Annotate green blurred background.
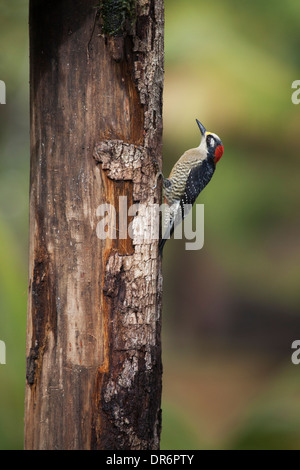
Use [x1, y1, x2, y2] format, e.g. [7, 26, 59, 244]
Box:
[1, 0, 300, 450]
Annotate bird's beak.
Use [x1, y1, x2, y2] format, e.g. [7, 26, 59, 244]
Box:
[196, 119, 206, 138]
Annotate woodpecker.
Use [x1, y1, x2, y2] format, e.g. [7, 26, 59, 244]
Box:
[159, 119, 223, 254]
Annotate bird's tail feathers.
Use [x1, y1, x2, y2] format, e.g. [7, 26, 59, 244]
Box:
[159, 222, 175, 256]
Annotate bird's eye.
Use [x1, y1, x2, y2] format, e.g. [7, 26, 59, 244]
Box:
[206, 135, 215, 147]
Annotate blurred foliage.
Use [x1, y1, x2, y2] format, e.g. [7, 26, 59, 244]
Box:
[0, 0, 29, 450]
[0, 0, 300, 450]
[160, 403, 202, 450]
[229, 364, 300, 450]
[162, 0, 300, 450]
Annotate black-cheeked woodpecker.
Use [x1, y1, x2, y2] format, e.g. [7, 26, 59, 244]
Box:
[158, 119, 224, 254]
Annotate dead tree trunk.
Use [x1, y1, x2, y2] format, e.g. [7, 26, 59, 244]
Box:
[25, 0, 164, 450]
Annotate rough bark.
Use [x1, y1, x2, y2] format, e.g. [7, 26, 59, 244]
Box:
[25, 0, 164, 450]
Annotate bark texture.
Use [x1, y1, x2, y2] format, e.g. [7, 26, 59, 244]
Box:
[25, 0, 164, 450]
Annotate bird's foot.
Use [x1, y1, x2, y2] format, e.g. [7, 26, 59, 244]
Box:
[152, 171, 163, 190]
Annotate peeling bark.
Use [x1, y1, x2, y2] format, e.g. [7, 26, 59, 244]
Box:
[25, 0, 164, 450]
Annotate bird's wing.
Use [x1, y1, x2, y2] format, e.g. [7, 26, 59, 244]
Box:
[160, 163, 205, 253]
[182, 162, 205, 206]
[159, 153, 216, 254]
[182, 159, 215, 207]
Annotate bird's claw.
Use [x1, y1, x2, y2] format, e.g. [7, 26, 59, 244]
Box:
[152, 171, 163, 190]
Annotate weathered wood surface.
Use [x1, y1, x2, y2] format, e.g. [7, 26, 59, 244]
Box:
[25, 0, 164, 450]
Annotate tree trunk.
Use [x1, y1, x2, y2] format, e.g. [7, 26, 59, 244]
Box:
[25, 0, 164, 450]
